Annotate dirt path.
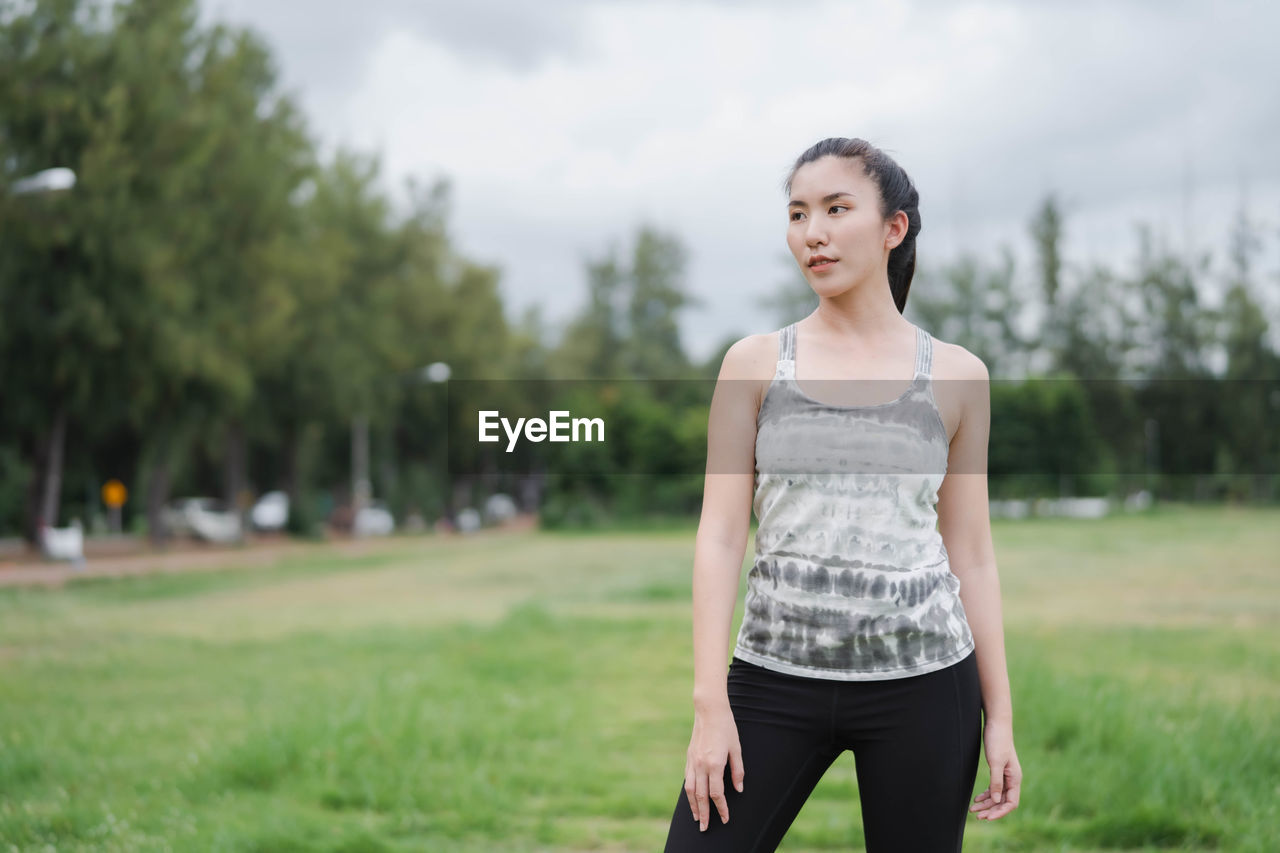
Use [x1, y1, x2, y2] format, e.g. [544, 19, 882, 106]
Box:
[0, 515, 539, 589]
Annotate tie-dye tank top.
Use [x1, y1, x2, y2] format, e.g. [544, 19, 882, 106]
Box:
[731, 322, 976, 681]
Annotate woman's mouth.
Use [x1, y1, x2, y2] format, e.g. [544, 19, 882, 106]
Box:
[810, 259, 837, 272]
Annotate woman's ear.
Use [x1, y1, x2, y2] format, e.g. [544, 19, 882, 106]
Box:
[885, 210, 909, 250]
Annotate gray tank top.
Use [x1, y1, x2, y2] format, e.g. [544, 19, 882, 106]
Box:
[732, 322, 976, 680]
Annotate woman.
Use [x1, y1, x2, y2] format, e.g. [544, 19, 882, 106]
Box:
[662, 138, 1021, 852]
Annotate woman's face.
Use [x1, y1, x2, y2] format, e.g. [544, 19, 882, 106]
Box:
[786, 155, 900, 296]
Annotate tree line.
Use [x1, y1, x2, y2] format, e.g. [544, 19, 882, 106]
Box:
[3, 0, 1277, 541]
[535, 190, 1280, 524]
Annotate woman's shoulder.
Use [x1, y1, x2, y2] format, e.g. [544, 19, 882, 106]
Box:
[921, 334, 990, 443]
[924, 332, 989, 383]
[716, 329, 784, 383]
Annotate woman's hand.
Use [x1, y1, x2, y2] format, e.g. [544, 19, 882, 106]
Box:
[970, 718, 1021, 821]
[684, 700, 745, 832]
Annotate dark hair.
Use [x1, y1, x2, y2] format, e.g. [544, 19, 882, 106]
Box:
[783, 138, 921, 313]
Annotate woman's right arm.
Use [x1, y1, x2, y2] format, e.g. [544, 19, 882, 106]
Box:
[683, 335, 767, 831]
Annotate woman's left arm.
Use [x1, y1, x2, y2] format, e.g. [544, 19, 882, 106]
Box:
[935, 348, 1022, 822]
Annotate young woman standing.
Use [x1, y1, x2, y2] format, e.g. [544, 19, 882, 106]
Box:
[663, 138, 1021, 852]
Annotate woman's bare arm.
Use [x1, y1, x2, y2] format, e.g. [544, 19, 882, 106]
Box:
[681, 335, 770, 830]
[935, 345, 1021, 820]
[935, 349, 1011, 723]
[691, 335, 768, 709]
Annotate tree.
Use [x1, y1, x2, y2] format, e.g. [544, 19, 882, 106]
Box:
[1053, 262, 1139, 381]
[910, 247, 1028, 377]
[1217, 203, 1279, 499]
[1029, 193, 1065, 308]
[0, 0, 306, 541]
[1131, 224, 1217, 379]
[624, 225, 697, 379]
[756, 254, 817, 329]
[551, 224, 697, 381]
[550, 250, 626, 379]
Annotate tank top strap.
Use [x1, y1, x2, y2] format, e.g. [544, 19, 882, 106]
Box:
[776, 323, 796, 378]
[914, 325, 934, 378]
[780, 323, 796, 361]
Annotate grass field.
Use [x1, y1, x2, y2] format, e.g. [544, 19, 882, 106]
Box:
[1, 503, 1277, 851]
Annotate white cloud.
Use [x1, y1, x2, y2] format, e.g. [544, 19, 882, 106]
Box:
[202, 0, 1280, 363]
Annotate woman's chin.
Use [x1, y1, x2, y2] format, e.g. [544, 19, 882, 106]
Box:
[811, 278, 856, 298]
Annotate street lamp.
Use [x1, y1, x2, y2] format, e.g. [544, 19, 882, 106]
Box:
[10, 167, 76, 196]
[6, 167, 77, 539]
[351, 362, 451, 515]
[421, 361, 451, 383]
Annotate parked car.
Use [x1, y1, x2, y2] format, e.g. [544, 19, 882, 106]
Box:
[483, 493, 517, 525]
[353, 502, 395, 537]
[251, 491, 289, 531]
[161, 498, 242, 543]
[455, 507, 482, 534]
[41, 519, 85, 567]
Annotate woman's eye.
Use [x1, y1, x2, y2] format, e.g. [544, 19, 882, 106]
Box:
[789, 206, 846, 221]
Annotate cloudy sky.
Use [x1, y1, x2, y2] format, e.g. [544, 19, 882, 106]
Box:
[200, 0, 1279, 363]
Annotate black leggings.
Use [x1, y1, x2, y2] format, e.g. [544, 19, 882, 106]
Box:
[663, 650, 982, 853]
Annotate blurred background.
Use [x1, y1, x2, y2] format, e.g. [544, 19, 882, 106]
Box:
[1, 1, 1278, 851]
[2, 0, 1278, 550]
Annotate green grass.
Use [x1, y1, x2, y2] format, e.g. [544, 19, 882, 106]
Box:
[1, 503, 1278, 851]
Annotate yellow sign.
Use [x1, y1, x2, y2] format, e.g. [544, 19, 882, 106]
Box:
[101, 479, 127, 508]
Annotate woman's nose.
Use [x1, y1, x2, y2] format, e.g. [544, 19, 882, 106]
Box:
[805, 219, 827, 246]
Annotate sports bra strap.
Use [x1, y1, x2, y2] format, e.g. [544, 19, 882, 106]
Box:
[779, 321, 931, 376]
[779, 323, 796, 362]
[914, 326, 933, 378]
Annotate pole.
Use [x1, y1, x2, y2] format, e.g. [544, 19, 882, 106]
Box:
[39, 406, 67, 527]
[352, 414, 371, 513]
